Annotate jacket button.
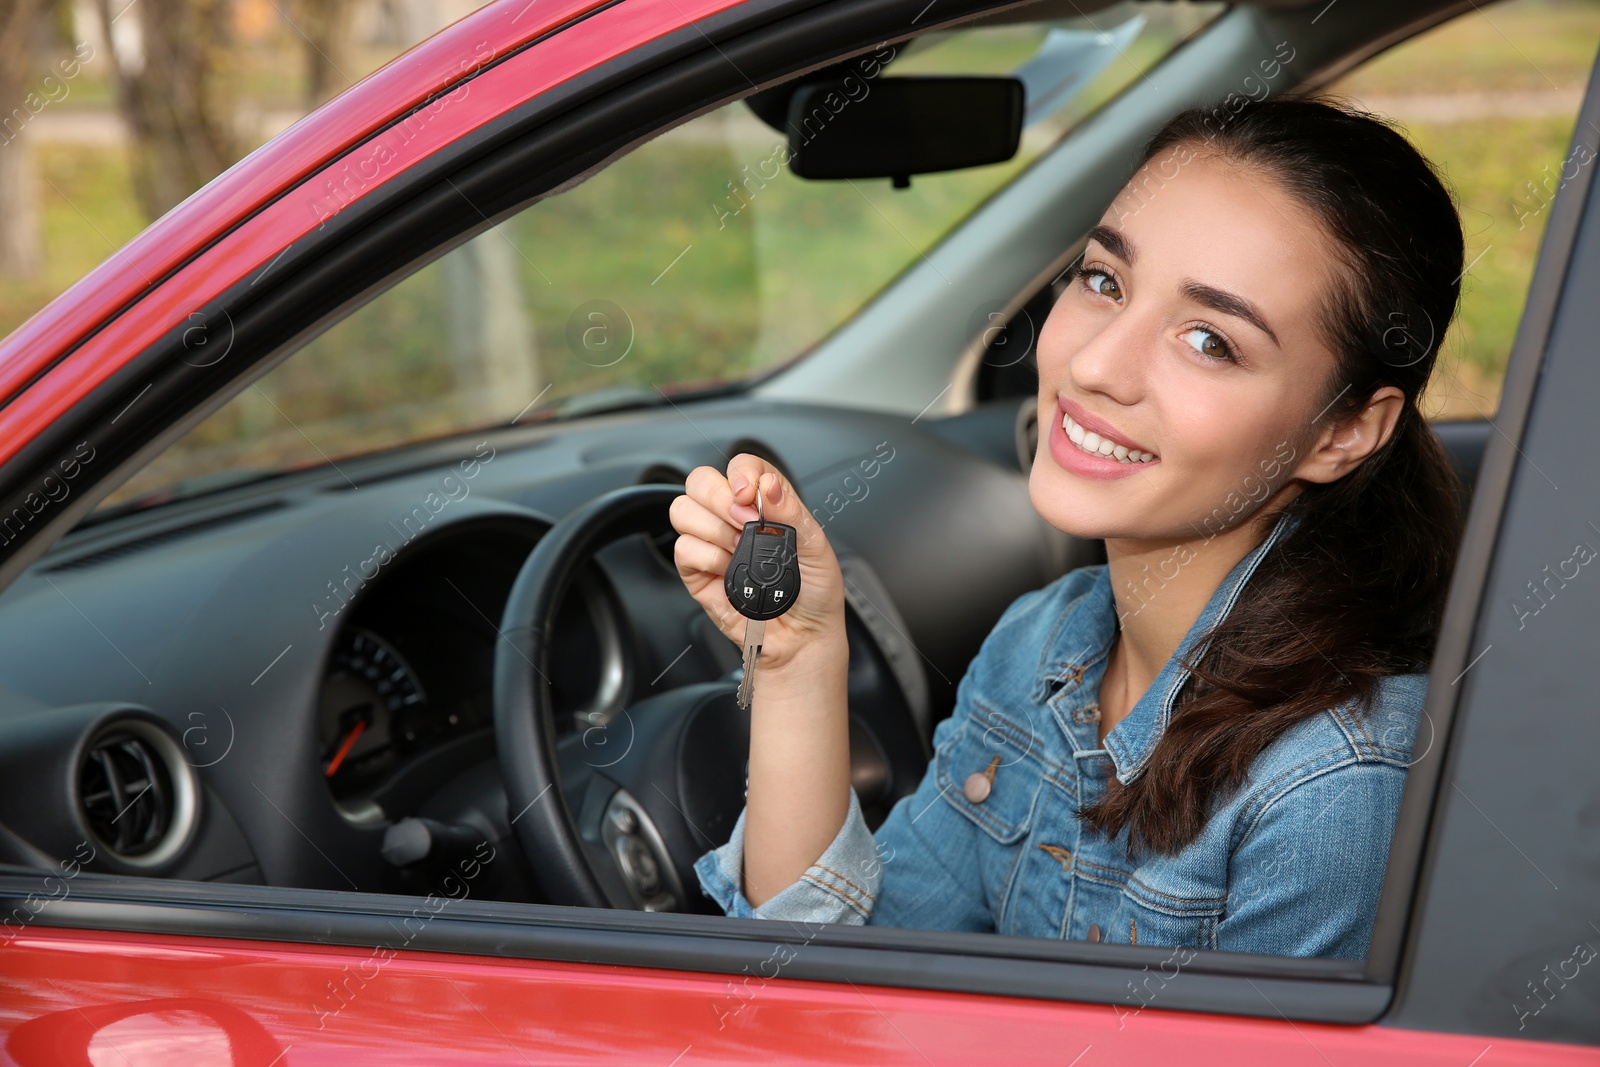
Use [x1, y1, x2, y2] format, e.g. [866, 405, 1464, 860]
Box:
[963, 755, 1001, 803]
[1086, 923, 1101, 942]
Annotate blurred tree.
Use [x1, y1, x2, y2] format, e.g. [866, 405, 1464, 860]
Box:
[94, 0, 240, 220]
[287, 0, 356, 106]
[444, 225, 540, 423]
[0, 0, 46, 277]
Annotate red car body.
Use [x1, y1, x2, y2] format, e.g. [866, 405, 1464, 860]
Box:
[5, 927, 1590, 1065]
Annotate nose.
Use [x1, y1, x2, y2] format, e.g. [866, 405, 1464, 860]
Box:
[1066, 300, 1149, 407]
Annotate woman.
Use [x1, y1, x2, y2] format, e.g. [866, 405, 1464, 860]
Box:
[667, 96, 1464, 958]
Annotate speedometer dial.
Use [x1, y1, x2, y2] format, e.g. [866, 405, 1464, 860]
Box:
[318, 629, 425, 797]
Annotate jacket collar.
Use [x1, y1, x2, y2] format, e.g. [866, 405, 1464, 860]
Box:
[1034, 509, 1298, 784]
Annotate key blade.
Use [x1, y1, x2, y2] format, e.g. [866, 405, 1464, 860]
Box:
[738, 618, 765, 710]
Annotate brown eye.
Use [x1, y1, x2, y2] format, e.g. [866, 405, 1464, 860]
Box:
[1180, 326, 1237, 363]
[1084, 269, 1122, 302]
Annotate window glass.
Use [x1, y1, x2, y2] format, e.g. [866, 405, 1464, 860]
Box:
[1326, 0, 1600, 420]
[99, 2, 1223, 511]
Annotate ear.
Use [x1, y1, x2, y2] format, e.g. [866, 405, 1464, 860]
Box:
[1292, 385, 1406, 485]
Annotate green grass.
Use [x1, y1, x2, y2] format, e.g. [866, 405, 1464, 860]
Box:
[1410, 116, 1578, 373]
[1332, 0, 1600, 95]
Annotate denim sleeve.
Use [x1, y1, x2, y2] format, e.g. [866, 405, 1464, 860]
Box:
[1217, 761, 1407, 959]
[692, 739, 996, 931]
[694, 787, 885, 923]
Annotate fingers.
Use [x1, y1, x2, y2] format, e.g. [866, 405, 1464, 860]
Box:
[722, 455, 824, 545]
[684, 463, 750, 534]
[669, 492, 739, 555]
[726, 455, 786, 524]
[675, 458, 845, 640]
[673, 531, 731, 580]
[684, 456, 792, 531]
[680, 455, 833, 571]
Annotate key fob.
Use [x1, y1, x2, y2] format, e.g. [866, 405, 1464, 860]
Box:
[725, 520, 801, 620]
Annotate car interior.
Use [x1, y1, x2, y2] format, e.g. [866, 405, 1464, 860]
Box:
[0, 0, 1576, 949]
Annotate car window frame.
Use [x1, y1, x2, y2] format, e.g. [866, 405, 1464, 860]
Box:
[0, 0, 1576, 1031]
[1367, 35, 1600, 1039]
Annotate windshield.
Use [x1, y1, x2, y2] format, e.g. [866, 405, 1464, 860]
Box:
[98, 2, 1223, 513]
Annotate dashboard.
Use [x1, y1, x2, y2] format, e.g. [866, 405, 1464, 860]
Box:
[309, 521, 626, 821]
[0, 396, 1078, 900]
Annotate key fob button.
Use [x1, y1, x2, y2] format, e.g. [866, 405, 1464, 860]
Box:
[730, 565, 758, 612]
[759, 584, 788, 615]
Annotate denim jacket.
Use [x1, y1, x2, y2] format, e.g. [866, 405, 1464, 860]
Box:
[694, 514, 1427, 958]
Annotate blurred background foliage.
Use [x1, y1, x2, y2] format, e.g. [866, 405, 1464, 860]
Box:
[1326, 0, 1600, 421]
[0, 0, 468, 336]
[0, 0, 1595, 505]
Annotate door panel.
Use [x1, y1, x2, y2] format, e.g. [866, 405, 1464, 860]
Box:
[5, 927, 1596, 1066]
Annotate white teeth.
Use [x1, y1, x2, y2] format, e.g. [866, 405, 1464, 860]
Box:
[1060, 412, 1155, 464]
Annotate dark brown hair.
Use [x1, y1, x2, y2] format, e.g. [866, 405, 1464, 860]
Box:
[1079, 96, 1466, 855]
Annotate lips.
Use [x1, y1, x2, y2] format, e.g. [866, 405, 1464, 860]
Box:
[1056, 397, 1157, 464]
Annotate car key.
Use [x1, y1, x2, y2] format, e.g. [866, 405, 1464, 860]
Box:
[724, 485, 801, 710]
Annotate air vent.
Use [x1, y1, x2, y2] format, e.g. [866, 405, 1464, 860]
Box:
[77, 719, 198, 868]
[45, 501, 287, 572]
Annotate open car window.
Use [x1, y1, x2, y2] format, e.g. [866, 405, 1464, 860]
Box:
[1324, 0, 1600, 421]
[96, 2, 1222, 514]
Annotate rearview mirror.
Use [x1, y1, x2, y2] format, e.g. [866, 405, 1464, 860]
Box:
[783, 77, 1024, 187]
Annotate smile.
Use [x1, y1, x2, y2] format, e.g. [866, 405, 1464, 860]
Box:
[1060, 411, 1157, 464]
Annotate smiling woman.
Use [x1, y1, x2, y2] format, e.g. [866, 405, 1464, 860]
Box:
[1033, 99, 1466, 861]
[677, 95, 1466, 957]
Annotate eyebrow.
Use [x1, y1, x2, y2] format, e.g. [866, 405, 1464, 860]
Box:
[1083, 223, 1283, 349]
[1179, 280, 1282, 349]
[1085, 224, 1135, 267]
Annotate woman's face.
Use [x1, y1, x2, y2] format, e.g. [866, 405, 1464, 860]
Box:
[1030, 147, 1348, 543]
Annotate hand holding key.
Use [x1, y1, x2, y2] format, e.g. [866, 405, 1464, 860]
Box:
[671, 454, 853, 907]
[726, 487, 803, 709]
[670, 455, 846, 687]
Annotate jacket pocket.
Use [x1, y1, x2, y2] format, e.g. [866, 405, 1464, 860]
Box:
[1108, 874, 1226, 950]
[934, 697, 1044, 843]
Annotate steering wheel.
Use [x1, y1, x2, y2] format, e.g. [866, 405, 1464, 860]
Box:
[493, 484, 721, 909]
